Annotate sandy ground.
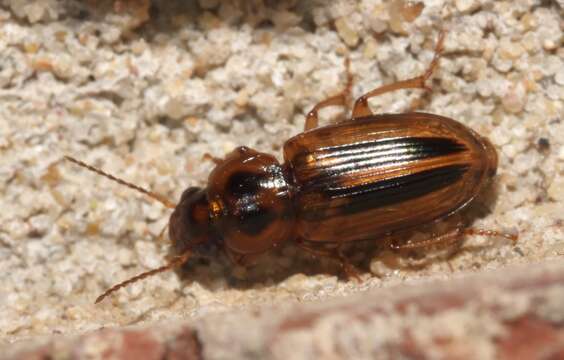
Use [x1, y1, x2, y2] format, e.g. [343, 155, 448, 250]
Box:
[0, 0, 562, 346]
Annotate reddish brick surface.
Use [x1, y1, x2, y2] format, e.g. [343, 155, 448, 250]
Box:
[5, 261, 564, 360]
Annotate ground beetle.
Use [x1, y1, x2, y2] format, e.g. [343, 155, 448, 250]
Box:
[65, 31, 517, 303]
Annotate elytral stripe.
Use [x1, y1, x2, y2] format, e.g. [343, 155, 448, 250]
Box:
[297, 137, 467, 183]
[329, 162, 469, 197]
[315, 137, 465, 159]
[301, 164, 471, 218]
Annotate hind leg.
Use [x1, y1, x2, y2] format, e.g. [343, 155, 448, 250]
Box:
[389, 226, 517, 253]
[352, 30, 446, 118]
[304, 58, 353, 131]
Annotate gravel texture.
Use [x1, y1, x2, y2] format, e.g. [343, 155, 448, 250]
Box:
[0, 0, 563, 352]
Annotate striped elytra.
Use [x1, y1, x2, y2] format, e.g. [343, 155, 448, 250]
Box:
[65, 30, 516, 304]
[283, 113, 498, 243]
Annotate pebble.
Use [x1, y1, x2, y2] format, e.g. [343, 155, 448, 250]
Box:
[502, 82, 527, 114]
[335, 17, 359, 47]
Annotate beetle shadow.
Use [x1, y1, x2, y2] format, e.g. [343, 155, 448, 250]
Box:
[125, 291, 184, 326]
[170, 243, 373, 293]
[145, 1, 319, 34]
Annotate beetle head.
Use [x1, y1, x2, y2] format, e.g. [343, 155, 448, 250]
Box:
[169, 187, 213, 253]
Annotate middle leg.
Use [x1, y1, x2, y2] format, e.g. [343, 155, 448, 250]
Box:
[296, 239, 362, 280]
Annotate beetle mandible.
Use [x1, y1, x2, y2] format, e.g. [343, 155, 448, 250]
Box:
[65, 31, 517, 303]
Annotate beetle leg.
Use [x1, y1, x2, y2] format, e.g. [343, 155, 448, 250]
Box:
[352, 30, 446, 119]
[155, 223, 169, 243]
[463, 228, 518, 244]
[225, 248, 261, 267]
[390, 227, 464, 253]
[296, 239, 362, 281]
[336, 246, 363, 281]
[304, 58, 353, 131]
[202, 152, 223, 165]
[390, 225, 518, 252]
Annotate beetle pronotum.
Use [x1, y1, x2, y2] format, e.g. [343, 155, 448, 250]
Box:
[66, 31, 517, 303]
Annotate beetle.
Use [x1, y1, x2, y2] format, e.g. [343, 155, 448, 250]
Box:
[65, 31, 516, 303]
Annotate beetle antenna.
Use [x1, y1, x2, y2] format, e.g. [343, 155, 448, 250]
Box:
[95, 251, 192, 304]
[64, 155, 176, 209]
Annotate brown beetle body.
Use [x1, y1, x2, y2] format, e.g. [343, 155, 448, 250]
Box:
[173, 113, 497, 260]
[65, 31, 516, 303]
